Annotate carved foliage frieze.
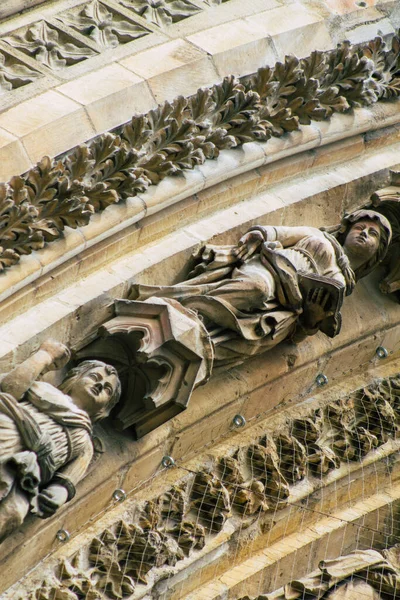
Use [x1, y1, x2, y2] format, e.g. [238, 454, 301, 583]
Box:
[56, 1, 150, 50]
[2, 32, 400, 274]
[0, 0, 230, 86]
[0, 50, 41, 94]
[117, 0, 201, 27]
[27, 374, 400, 599]
[3, 21, 97, 70]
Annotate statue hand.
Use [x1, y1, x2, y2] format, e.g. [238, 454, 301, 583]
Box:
[35, 484, 69, 518]
[39, 340, 71, 371]
[302, 288, 334, 329]
[235, 230, 265, 262]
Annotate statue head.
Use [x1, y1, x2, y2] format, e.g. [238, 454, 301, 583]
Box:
[59, 360, 121, 422]
[330, 209, 392, 279]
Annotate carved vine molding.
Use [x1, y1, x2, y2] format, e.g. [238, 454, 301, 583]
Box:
[26, 374, 400, 599]
[0, 33, 400, 274]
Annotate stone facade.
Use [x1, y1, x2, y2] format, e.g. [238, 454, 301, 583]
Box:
[2, 0, 400, 599]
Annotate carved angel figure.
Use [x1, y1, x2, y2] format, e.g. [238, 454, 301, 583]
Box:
[132, 210, 392, 367]
[0, 340, 121, 542]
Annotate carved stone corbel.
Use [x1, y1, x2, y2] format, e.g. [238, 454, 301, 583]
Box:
[76, 298, 213, 438]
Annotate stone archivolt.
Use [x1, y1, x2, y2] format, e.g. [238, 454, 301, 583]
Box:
[26, 374, 400, 599]
[239, 546, 400, 599]
[1, 32, 400, 273]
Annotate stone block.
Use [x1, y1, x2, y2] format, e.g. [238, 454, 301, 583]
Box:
[0, 128, 32, 182]
[81, 197, 145, 244]
[0, 90, 96, 164]
[196, 168, 262, 218]
[262, 125, 321, 165]
[317, 108, 379, 146]
[257, 151, 315, 189]
[313, 135, 365, 168]
[138, 168, 205, 217]
[245, 5, 333, 60]
[120, 39, 220, 102]
[187, 18, 277, 78]
[343, 17, 395, 44]
[0, 298, 73, 364]
[37, 228, 86, 273]
[138, 194, 199, 245]
[122, 446, 167, 492]
[0, 254, 42, 303]
[57, 64, 157, 133]
[196, 143, 266, 190]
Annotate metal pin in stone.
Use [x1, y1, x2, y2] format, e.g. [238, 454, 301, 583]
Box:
[232, 414, 246, 428]
[112, 489, 126, 503]
[376, 346, 388, 359]
[316, 373, 328, 387]
[162, 455, 175, 468]
[56, 529, 70, 543]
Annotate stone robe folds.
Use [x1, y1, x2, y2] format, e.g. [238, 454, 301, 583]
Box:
[259, 549, 400, 599]
[132, 226, 351, 366]
[0, 381, 93, 540]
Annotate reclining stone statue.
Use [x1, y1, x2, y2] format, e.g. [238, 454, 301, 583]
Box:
[131, 209, 392, 368]
[0, 340, 121, 542]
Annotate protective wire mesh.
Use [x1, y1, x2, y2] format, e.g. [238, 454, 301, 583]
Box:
[18, 342, 400, 600]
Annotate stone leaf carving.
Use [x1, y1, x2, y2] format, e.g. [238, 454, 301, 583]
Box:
[118, 0, 201, 27]
[26, 372, 400, 598]
[190, 471, 231, 532]
[1, 32, 400, 273]
[291, 412, 341, 476]
[274, 433, 307, 484]
[3, 21, 97, 70]
[167, 520, 206, 555]
[0, 50, 41, 94]
[363, 35, 400, 99]
[57, 0, 149, 50]
[247, 436, 290, 506]
[0, 340, 121, 543]
[0, 158, 94, 271]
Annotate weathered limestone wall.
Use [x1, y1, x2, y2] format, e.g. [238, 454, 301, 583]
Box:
[2, 1, 400, 598]
[5, 356, 400, 599]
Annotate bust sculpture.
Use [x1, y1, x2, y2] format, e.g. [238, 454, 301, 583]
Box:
[131, 210, 392, 367]
[0, 340, 121, 542]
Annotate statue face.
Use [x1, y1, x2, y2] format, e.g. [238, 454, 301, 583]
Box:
[343, 219, 381, 261]
[69, 364, 119, 417]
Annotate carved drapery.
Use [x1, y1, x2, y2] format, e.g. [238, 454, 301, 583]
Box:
[1, 32, 400, 272]
[26, 374, 400, 599]
[238, 546, 400, 599]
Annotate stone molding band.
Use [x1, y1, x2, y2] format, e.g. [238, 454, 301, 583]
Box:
[1, 32, 400, 275]
[26, 372, 400, 600]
